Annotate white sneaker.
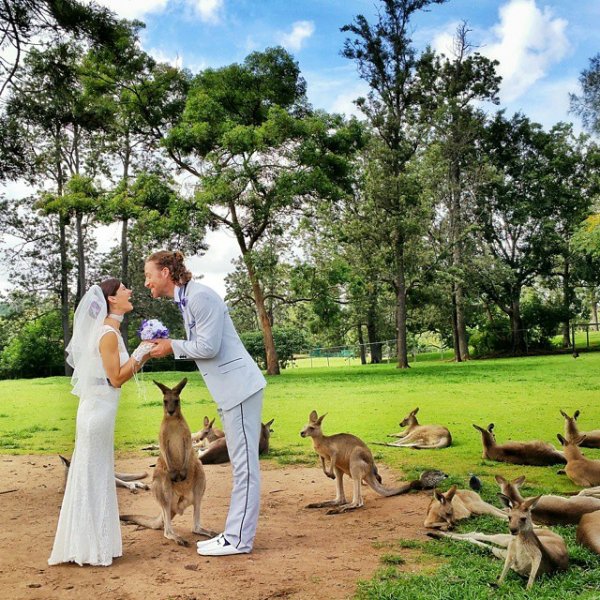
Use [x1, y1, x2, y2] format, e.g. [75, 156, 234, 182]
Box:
[196, 534, 223, 549]
[197, 535, 247, 557]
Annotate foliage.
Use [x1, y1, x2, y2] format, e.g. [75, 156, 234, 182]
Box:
[240, 327, 308, 370]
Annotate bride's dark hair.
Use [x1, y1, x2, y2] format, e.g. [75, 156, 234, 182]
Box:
[99, 278, 121, 312]
[146, 250, 192, 285]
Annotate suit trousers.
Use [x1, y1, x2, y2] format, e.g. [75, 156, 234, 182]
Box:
[217, 388, 263, 551]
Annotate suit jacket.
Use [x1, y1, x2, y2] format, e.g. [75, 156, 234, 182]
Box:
[171, 281, 266, 411]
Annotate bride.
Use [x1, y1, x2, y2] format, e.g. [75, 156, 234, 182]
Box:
[49, 279, 153, 566]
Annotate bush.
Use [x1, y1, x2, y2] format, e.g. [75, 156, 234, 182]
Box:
[0, 311, 65, 378]
[240, 327, 308, 370]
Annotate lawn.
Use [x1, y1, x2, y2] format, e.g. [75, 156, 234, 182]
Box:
[1, 351, 600, 598]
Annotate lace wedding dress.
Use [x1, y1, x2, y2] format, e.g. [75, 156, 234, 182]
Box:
[48, 325, 129, 566]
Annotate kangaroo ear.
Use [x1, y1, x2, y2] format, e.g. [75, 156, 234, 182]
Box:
[513, 475, 526, 487]
[433, 488, 444, 503]
[209, 418, 215, 428]
[575, 434, 587, 446]
[488, 423, 495, 432]
[557, 433, 567, 446]
[494, 475, 506, 485]
[309, 410, 318, 423]
[446, 485, 457, 501]
[560, 410, 569, 419]
[203, 416, 210, 427]
[59, 455, 71, 468]
[412, 407, 419, 415]
[265, 418, 275, 428]
[574, 410, 580, 419]
[317, 413, 327, 425]
[473, 424, 483, 432]
[498, 493, 513, 509]
[523, 495, 541, 511]
[173, 378, 188, 394]
[153, 380, 170, 394]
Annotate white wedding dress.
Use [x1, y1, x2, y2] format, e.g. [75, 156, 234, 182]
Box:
[49, 325, 129, 566]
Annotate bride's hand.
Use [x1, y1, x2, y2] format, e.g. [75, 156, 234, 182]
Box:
[132, 341, 154, 364]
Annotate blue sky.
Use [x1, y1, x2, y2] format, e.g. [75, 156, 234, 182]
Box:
[88, 0, 600, 130]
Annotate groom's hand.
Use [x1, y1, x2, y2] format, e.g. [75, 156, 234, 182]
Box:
[149, 339, 173, 358]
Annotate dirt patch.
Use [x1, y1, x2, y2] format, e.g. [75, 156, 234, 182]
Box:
[0, 455, 433, 600]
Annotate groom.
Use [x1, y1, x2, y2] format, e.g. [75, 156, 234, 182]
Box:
[144, 250, 267, 556]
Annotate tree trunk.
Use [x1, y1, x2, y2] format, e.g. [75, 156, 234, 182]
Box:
[395, 241, 409, 369]
[243, 253, 280, 375]
[591, 289, 599, 330]
[509, 295, 526, 355]
[366, 298, 382, 363]
[450, 287, 461, 362]
[75, 212, 85, 307]
[455, 282, 469, 360]
[120, 217, 129, 349]
[357, 325, 367, 365]
[561, 257, 571, 347]
[59, 214, 72, 376]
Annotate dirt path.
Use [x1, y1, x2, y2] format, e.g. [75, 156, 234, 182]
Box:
[0, 455, 433, 600]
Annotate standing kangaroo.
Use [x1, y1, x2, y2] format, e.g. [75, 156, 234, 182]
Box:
[557, 434, 600, 487]
[300, 411, 415, 514]
[429, 495, 569, 590]
[192, 416, 225, 449]
[561, 410, 600, 448]
[120, 379, 214, 546]
[423, 484, 508, 530]
[473, 423, 566, 466]
[385, 407, 452, 449]
[199, 419, 275, 465]
[495, 474, 600, 525]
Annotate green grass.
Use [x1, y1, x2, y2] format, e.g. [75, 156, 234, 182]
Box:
[1, 352, 600, 597]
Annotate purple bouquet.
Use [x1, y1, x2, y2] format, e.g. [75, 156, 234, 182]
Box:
[137, 319, 170, 340]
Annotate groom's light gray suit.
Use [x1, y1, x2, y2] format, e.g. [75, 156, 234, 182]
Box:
[171, 281, 266, 551]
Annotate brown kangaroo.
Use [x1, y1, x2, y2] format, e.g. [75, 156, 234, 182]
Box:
[423, 484, 508, 530]
[199, 419, 275, 465]
[473, 423, 566, 466]
[120, 379, 214, 546]
[385, 407, 452, 449]
[561, 410, 600, 448]
[300, 411, 416, 514]
[576, 510, 600, 555]
[557, 433, 600, 487]
[192, 416, 225, 449]
[495, 474, 600, 525]
[429, 496, 569, 590]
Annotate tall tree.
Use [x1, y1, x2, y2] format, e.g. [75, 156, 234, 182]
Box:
[341, 0, 447, 368]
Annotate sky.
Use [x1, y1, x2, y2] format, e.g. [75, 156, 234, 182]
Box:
[2, 0, 600, 296]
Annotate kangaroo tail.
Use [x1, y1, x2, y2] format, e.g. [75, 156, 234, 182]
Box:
[366, 472, 420, 497]
[120, 513, 163, 529]
[373, 465, 383, 484]
[115, 471, 148, 481]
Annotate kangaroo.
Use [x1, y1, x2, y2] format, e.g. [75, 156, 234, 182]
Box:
[561, 410, 600, 448]
[495, 474, 600, 525]
[199, 419, 275, 465]
[120, 379, 214, 546]
[429, 495, 568, 590]
[576, 509, 600, 555]
[473, 423, 566, 466]
[557, 433, 600, 487]
[300, 411, 416, 514]
[59, 455, 149, 493]
[384, 408, 452, 449]
[192, 416, 225, 449]
[423, 484, 508, 530]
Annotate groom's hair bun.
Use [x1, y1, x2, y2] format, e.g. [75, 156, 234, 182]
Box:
[147, 250, 192, 285]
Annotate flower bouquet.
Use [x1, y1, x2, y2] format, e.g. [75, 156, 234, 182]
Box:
[132, 319, 170, 399]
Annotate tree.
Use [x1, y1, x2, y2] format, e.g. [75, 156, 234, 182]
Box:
[163, 47, 362, 375]
[341, 0, 447, 368]
[570, 53, 600, 137]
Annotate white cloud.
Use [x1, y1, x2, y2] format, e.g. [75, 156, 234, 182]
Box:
[190, 0, 224, 25]
[81, 0, 169, 20]
[278, 21, 315, 52]
[482, 0, 570, 102]
[146, 47, 183, 68]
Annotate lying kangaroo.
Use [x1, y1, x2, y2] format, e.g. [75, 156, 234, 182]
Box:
[577, 509, 600, 555]
[429, 495, 569, 590]
[120, 379, 214, 546]
[561, 410, 600, 448]
[384, 407, 452, 449]
[192, 416, 225, 449]
[300, 411, 416, 514]
[59, 455, 149, 493]
[423, 484, 508, 530]
[473, 423, 566, 466]
[199, 419, 275, 465]
[557, 433, 600, 487]
[495, 474, 600, 525]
